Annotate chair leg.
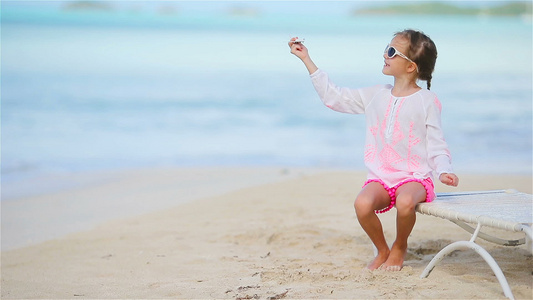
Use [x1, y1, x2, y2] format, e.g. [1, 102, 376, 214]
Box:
[420, 240, 515, 300]
[523, 225, 532, 254]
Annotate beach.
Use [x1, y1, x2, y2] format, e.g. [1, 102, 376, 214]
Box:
[1, 167, 532, 299]
[2, 2, 532, 299]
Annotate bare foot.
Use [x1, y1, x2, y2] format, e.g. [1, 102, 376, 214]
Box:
[381, 242, 406, 271]
[366, 249, 390, 270]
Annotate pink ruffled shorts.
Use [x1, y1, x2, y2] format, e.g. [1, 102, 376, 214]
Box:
[362, 177, 435, 214]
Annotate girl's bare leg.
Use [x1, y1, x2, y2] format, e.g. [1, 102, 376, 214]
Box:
[354, 182, 392, 270]
[382, 182, 427, 271]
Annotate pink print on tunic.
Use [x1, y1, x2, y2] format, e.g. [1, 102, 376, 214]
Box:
[434, 97, 442, 112]
[407, 121, 421, 171]
[364, 144, 377, 163]
[377, 97, 407, 173]
[365, 121, 380, 163]
[379, 144, 403, 173]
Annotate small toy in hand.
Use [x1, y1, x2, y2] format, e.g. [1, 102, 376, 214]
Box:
[292, 38, 305, 44]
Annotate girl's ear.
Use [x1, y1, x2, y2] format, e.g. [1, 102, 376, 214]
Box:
[407, 62, 417, 74]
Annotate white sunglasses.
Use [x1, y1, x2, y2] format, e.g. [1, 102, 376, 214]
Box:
[384, 44, 419, 73]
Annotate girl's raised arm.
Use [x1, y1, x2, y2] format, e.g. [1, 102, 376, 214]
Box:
[288, 37, 318, 75]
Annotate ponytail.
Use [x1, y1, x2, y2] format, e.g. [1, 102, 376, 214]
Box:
[395, 29, 437, 90]
[426, 74, 432, 90]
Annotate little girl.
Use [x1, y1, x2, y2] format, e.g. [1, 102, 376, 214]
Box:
[289, 29, 459, 271]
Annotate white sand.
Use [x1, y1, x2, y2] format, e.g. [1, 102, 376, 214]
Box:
[1, 168, 532, 299]
[1, 167, 311, 250]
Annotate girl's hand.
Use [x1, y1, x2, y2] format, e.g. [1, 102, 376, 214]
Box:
[288, 37, 318, 74]
[288, 37, 309, 60]
[440, 173, 459, 187]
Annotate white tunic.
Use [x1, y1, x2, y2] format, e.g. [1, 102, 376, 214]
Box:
[310, 69, 453, 187]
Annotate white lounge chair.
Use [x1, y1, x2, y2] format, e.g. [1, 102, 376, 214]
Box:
[416, 189, 532, 300]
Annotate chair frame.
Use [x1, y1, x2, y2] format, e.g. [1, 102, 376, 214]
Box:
[415, 190, 532, 300]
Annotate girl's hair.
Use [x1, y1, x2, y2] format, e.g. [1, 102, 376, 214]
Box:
[394, 29, 437, 90]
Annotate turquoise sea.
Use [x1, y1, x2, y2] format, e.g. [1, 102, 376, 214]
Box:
[2, 3, 532, 199]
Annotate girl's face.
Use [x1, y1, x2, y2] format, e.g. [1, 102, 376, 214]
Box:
[382, 36, 416, 77]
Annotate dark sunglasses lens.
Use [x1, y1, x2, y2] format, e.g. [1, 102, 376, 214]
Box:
[387, 47, 396, 58]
